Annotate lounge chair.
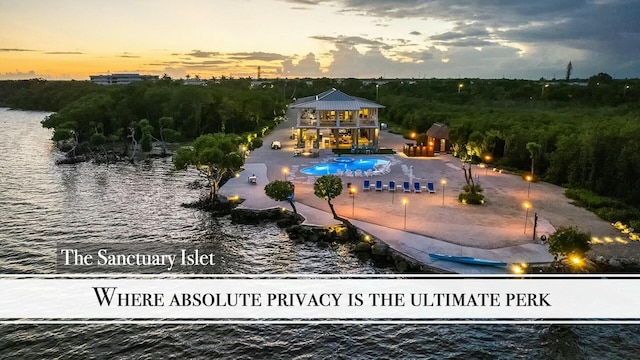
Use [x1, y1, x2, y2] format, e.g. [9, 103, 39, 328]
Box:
[375, 180, 383, 191]
[363, 180, 371, 191]
[389, 181, 396, 192]
[414, 182, 422, 193]
[427, 182, 435, 193]
[403, 181, 411, 193]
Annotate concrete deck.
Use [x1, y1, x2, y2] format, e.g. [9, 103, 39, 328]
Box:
[219, 109, 629, 274]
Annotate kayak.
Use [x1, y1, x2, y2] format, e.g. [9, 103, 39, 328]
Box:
[428, 253, 507, 267]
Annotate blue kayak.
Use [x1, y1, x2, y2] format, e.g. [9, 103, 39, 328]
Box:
[429, 253, 507, 267]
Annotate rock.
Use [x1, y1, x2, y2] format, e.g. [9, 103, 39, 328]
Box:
[609, 258, 622, 268]
[395, 260, 409, 272]
[354, 242, 371, 253]
[371, 242, 389, 256]
[276, 218, 294, 228]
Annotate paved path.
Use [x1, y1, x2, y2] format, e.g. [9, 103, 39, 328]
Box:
[219, 109, 558, 274]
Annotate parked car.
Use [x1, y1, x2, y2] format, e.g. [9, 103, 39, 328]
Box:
[271, 141, 281, 149]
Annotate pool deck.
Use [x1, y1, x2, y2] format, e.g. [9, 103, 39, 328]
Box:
[219, 110, 628, 274]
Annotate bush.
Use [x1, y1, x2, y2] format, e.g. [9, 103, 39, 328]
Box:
[594, 207, 640, 223]
[459, 192, 485, 204]
[250, 137, 263, 150]
[564, 188, 621, 208]
[140, 133, 152, 152]
[547, 226, 591, 259]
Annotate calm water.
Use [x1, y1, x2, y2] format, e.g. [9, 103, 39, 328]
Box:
[1, 108, 639, 359]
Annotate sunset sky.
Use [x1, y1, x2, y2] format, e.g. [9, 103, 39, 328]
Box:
[1, 0, 638, 80]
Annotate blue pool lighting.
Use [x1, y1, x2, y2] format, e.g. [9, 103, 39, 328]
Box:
[301, 158, 389, 176]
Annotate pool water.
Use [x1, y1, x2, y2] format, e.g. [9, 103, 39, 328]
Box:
[300, 157, 389, 176]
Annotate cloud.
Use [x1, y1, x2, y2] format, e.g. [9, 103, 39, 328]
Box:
[287, 0, 640, 78]
[279, 52, 323, 76]
[44, 51, 83, 55]
[0, 48, 36, 52]
[187, 50, 221, 58]
[0, 70, 52, 80]
[310, 35, 390, 49]
[228, 52, 289, 62]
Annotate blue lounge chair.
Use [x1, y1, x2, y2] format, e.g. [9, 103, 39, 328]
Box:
[427, 182, 435, 193]
[375, 180, 383, 191]
[403, 181, 411, 193]
[414, 182, 422, 193]
[389, 180, 396, 192]
[363, 180, 371, 191]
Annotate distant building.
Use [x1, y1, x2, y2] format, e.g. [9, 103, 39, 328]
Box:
[290, 88, 384, 150]
[89, 73, 159, 85]
[183, 78, 207, 86]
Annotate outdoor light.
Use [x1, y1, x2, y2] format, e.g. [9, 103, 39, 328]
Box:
[283, 167, 289, 181]
[526, 175, 532, 198]
[441, 179, 447, 205]
[350, 186, 356, 217]
[411, 132, 416, 139]
[523, 202, 531, 234]
[511, 265, 523, 274]
[484, 155, 492, 176]
[570, 256, 583, 266]
[402, 198, 408, 229]
[458, 83, 463, 93]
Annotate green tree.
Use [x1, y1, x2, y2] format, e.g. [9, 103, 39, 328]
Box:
[174, 133, 244, 202]
[264, 180, 297, 215]
[138, 119, 154, 152]
[313, 175, 357, 238]
[547, 226, 591, 259]
[565, 61, 573, 81]
[526, 141, 542, 178]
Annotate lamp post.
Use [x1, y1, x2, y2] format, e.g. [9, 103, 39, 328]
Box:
[624, 84, 630, 98]
[376, 84, 379, 101]
[458, 83, 463, 94]
[441, 179, 447, 206]
[350, 186, 356, 217]
[525, 175, 532, 198]
[282, 167, 289, 181]
[523, 202, 531, 234]
[484, 155, 492, 176]
[541, 83, 549, 97]
[402, 198, 408, 229]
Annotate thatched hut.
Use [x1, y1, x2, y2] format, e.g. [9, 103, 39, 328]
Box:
[402, 122, 451, 157]
[426, 122, 450, 156]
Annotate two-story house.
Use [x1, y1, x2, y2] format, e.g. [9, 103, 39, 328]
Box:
[290, 88, 384, 150]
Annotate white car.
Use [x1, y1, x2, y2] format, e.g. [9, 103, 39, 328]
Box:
[271, 141, 281, 149]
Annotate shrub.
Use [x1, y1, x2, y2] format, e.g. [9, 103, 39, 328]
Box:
[594, 207, 640, 223]
[459, 192, 485, 204]
[140, 132, 153, 152]
[547, 226, 591, 259]
[250, 137, 263, 150]
[564, 188, 621, 208]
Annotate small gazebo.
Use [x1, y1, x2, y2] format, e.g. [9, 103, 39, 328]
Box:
[426, 122, 450, 156]
[402, 122, 451, 157]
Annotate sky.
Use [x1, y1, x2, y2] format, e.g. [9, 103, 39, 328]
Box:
[0, 0, 638, 80]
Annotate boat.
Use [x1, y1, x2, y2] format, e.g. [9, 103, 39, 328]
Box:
[428, 253, 507, 267]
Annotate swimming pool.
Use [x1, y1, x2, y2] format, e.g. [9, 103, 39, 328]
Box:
[300, 157, 390, 176]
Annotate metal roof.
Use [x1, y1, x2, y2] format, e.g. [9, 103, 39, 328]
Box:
[291, 88, 384, 111]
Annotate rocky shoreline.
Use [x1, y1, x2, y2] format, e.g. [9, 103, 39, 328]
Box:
[231, 207, 451, 273]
